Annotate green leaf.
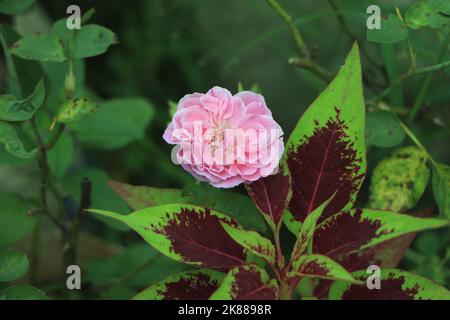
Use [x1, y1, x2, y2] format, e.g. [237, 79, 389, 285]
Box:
[55, 98, 99, 124]
[329, 269, 450, 300]
[291, 196, 332, 258]
[221, 223, 276, 265]
[290, 254, 361, 284]
[48, 134, 74, 178]
[10, 33, 66, 62]
[0, 78, 45, 122]
[0, 121, 37, 159]
[0, 249, 28, 282]
[89, 204, 248, 269]
[367, 14, 409, 43]
[0, 193, 36, 249]
[432, 163, 450, 218]
[368, 146, 429, 212]
[210, 264, 278, 300]
[133, 269, 224, 300]
[0, 0, 33, 15]
[70, 24, 118, 59]
[0, 25, 45, 98]
[109, 180, 193, 210]
[69, 98, 154, 150]
[0, 285, 48, 300]
[284, 43, 366, 231]
[366, 110, 405, 148]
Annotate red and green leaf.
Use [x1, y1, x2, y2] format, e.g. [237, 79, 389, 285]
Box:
[245, 164, 291, 229]
[109, 180, 193, 210]
[313, 209, 448, 259]
[133, 269, 224, 300]
[329, 269, 450, 300]
[284, 44, 366, 231]
[210, 264, 278, 300]
[221, 223, 276, 265]
[290, 254, 360, 284]
[89, 204, 247, 269]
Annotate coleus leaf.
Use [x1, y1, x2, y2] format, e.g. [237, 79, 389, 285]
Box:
[89, 204, 247, 269]
[284, 43, 366, 231]
[210, 264, 278, 300]
[312, 208, 435, 299]
[109, 180, 193, 210]
[245, 164, 291, 229]
[368, 146, 429, 212]
[328, 269, 450, 300]
[313, 209, 448, 259]
[221, 223, 276, 266]
[133, 269, 224, 300]
[291, 195, 334, 258]
[290, 254, 361, 284]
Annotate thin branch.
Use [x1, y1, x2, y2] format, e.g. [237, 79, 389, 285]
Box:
[368, 59, 450, 105]
[288, 57, 333, 83]
[266, 0, 310, 58]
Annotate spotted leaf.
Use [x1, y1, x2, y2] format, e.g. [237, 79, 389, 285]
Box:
[89, 205, 247, 269]
[369, 146, 429, 212]
[210, 264, 278, 300]
[284, 43, 366, 231]
[329, 269, 450, 300]
[313, 209, 448, 259]
[133, 269, 224, 300]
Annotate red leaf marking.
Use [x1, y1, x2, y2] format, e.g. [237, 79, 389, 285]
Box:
[231, 267, 277, 300]
[245, 168, 290, 225]
[287, 108, 364, 223]
[159, 273, 220, 300]
[155, 208, 246, 269]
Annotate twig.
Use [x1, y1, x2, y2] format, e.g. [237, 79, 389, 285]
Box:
[63, 178, 92, 267]
[288, 57, 333, 83]
[266, 0, 336, 83]
[368, 59, 450, 105]
[266, 0, 309, 58]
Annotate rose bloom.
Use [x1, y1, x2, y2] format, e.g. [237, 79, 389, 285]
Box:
[163, 86, 284, 188]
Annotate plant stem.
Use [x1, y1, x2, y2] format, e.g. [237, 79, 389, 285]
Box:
[398, 120, 437, 167]
[266, 0, 336, 82]
[266, 0, 309, 58]
[368, 59, 450, 105]
[409, 30, 450, 122]
[273, 222, 285, 270]
[288, 57, 333, 83]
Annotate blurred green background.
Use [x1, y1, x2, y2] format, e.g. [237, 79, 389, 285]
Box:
[0, 0, 449, 299]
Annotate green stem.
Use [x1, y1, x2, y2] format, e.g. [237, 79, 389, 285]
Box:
[266, 0, 309, 58]
[399, 120, 437, 167]
[369, 59, 450, 105]
[409, 30, 450, 122]
[273, 222, 285, 270]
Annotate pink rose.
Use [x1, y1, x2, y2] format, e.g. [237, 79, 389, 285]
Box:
[163, 86, 284, 188]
